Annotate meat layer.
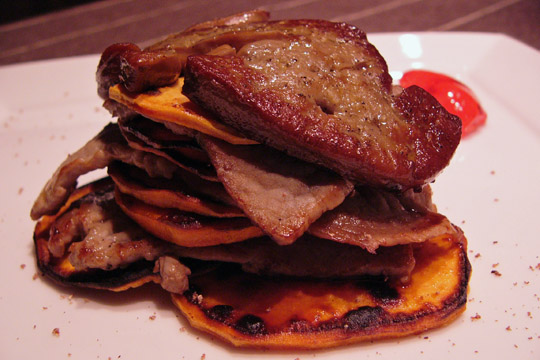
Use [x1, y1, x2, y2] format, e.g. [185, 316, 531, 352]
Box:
[199, 135, 353, 245]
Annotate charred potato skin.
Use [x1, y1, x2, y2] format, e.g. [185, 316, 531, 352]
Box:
[171, 232, 471, 349]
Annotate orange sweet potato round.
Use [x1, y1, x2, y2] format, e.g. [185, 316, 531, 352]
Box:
[171, 232, 470, 349]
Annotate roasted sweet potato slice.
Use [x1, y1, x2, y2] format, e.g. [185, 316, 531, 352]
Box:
[109, 78, 256, 145]
[33, 178, 160, 291]
[171, 231, 470, 349]
[115, 189, 263, 247]
[109, 162, 243, 218]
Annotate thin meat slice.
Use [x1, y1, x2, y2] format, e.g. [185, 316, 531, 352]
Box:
[175, 235, 415, 280]
[308, 186, 457, 253]
[31, 123, 178, 220]
[199, 135, 353, 245]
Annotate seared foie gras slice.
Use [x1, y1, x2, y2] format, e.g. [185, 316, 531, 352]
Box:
[97, 10, 270, 98]
[115, 189, 264, 247]
[182, 20, 461, 189]
[171, 231, 470, 349]
[109, 162, 243, 218]
[199, 135, 353, 245]
[308, 185, 457, 253]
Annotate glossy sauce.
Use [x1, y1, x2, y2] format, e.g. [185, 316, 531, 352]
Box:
[399, 70, 486, 137]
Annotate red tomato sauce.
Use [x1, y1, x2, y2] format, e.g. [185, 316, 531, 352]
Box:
[399, 70, 486, 137]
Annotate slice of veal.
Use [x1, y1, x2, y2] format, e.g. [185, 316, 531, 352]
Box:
[109, 78, 257, 145]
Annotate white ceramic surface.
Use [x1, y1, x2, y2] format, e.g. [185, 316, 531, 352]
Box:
[1, 33, 539, 359]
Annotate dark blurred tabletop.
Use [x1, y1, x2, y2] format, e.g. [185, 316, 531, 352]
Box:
[1, 0, 539, 66]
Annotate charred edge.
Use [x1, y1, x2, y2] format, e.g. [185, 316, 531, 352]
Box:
[40, 259, 155, 289]
[376, 247, 472, 326]
[361, 278, 401, 305]
[406, 243, 471, 323]
[234, 314, 268, 335]
[316, 305, 388, 333]
[440, 246, 472, 315]
[344, 306, 387, 331]
[207, 305, 234, 323]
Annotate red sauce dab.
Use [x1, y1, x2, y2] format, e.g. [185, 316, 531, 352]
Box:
[399, 70, 486, 137]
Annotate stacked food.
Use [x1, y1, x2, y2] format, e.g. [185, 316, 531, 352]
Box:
[31, 10, 470, 349]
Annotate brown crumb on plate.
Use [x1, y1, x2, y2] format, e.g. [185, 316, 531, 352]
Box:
[491, 270, 502, 277]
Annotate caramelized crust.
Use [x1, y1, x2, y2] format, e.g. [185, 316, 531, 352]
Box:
[184, 53, 460, 189]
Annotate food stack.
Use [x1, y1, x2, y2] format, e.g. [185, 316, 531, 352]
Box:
[31, 11, 470, 349]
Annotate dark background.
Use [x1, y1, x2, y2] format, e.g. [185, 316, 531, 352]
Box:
[1, 0, 538, 66]
[1, 0, 97, 24]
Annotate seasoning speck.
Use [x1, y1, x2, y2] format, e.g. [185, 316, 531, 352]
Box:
[52, 328, 60, 337]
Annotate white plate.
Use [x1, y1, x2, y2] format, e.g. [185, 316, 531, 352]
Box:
[1, 33, 539, 360]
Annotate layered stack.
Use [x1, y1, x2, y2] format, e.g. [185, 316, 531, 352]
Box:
[31, 11, 470, 349]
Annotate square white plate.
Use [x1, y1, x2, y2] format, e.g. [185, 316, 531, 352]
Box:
[1, 33, 539, 359]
